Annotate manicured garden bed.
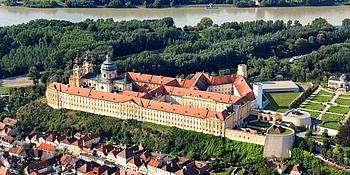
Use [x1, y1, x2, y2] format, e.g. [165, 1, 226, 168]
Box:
[336, 98, 350, 106]
[340, 94, 350, 98]
[317, 90, 334, 96]
[327, 106, 350, 115]
[321, 121, 341, 130]
[321, 113, 345, 122]
[311, 95, 333, 102]
[306, 110, 321, 119]
[303, 102, 325, 111]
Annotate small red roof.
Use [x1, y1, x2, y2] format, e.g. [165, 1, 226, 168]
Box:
[37, 143, 56, 152]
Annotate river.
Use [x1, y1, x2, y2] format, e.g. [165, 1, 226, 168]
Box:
[0, 5, 350, 27]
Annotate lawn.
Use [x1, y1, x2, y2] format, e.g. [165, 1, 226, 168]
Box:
[327, 106, 350, 115]
[340, 93, 350, 98]
[264, 92, 301, 112]
[268, 128, 293, 135]
[311, 95, 333, 102]
[321, 121, 341, 130]
[0, 87, 11, 95]
[243, 115, 258, 122]
[318, 90, 334, 96]
[303, 102, 325, 111]
[248, 121, 271, 128]
[306, 110, 321, 118]
[321, 113, 345, 122]
[336, 98, 350, 106]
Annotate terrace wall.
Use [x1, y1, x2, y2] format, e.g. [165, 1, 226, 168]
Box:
[225, 129, 265, 145]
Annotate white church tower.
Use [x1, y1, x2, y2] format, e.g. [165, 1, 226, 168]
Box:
[253, 82, 263, 109]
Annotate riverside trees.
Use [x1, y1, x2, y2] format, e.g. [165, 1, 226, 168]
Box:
[1, 17, 350, 84]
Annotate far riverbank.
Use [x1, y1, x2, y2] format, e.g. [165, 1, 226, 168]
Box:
[1, 5, 350, 27]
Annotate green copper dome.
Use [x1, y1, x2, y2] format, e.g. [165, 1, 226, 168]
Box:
[100, 55, 117, 71]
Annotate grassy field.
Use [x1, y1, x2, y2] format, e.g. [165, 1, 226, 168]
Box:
[264, 92, 301, 112]
[321, 113, 345, 122]
[336, 98, 350, 106]
[318, 90, 334, 96]
[303, 102, 325, 111]
[321, 121, 341, 130]
[0, 87, 11, 95]
[311, 95, 333, 102]
[327, 106, 350, 115]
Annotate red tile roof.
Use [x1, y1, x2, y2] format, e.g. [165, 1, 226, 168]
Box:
[0, 166, 11, 175]
[164, 86, 242, 104]
[0, 122, 6, 130]
[49, 83, 228, 120]
[9, 146, 26, 156]
[2, 135, 14, 143]
[37, 143, 56, 152]
[127, 72, 180, 87]
[2, 117, 17, 125]
[148, 158, 163, 168]
[60, 154, 73, 167]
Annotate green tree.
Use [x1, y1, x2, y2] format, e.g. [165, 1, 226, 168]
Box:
[28, 66, 40, 85]
[198, 17, 213, 30]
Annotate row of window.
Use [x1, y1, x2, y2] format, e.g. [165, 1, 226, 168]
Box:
[48, 90, 224, 134]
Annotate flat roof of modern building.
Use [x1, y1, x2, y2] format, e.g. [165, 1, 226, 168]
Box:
[260, 81, 299, 92]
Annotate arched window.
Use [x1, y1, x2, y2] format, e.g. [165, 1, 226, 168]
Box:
[104, 74, 106, 78]
[101, 86, 104, 90]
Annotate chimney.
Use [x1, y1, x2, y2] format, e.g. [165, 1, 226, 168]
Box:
[82, 139, 85, 147]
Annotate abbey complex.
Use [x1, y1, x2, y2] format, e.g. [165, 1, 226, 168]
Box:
[46, 54, 295, 159]
[46, 54, 254, 137]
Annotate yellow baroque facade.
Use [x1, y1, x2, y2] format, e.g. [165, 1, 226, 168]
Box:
[46, 54, 255, 137]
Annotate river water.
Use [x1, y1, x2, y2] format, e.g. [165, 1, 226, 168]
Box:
[0, 5, 350, 27]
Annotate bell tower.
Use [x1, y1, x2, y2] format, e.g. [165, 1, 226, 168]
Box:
[82, 53, 93, 75]
[70, 57, 83, 87]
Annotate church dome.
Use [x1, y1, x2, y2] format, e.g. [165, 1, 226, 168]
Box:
[340, 73, 350, 82]
[100, 55, 117, 71]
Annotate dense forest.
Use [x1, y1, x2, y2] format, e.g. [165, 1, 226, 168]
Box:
[3, 0, 349, 8]
[1, 17, 350, 84]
